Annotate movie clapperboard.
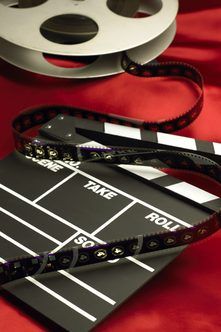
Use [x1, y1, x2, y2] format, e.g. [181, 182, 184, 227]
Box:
[0, 116, 220, 331]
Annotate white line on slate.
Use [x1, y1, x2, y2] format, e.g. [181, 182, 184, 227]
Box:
[51, 231, 81, 254]
[56, 161, 192, 228]
[91, 201, 137, 236]
[0, 207, 61, 245]
[60, 271, 116, 306]
[33, 171, 78, 203]
[0, 230, 115, 307]
[25, 277, 97, 322]
[0, 254, 96, 321]
[0, 183, 154, 272]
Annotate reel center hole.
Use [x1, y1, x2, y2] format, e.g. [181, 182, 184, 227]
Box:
[2, 0, 47, 8]
[43, 54, 98, 69]
[40, 14, 98, 45]
[107, 0, 162, 18]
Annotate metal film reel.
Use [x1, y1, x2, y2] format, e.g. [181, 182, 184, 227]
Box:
[0, 0, 178, 78]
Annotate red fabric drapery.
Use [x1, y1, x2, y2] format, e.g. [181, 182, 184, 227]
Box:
[0, 1, 221, 331]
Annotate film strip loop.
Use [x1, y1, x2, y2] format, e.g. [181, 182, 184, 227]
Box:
[0, 213, 220, 285]
[12, 60, 204, 157]
[1, 61, 220, 286]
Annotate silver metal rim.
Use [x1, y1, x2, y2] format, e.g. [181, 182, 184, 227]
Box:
[0, 21, 176, 78]
[0, 0, 178, 56]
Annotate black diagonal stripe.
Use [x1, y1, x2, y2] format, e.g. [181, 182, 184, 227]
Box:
[150, 175, 182, 187]
[202, 198, 221, 212]
[195, 139, 215, 155]
[141, 130, 158, 143]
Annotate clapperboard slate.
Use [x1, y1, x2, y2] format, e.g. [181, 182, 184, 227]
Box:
[0, 116, 217, 332]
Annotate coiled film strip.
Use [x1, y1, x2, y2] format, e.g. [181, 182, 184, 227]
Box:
[1, 56, 220, 286]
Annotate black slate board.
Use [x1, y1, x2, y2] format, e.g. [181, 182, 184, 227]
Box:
[0, 117, 210, 331]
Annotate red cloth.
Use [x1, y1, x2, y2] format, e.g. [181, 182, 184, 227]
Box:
[0, 0, 221, 331]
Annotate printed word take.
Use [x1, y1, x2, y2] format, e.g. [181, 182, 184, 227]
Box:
[84, 181, 118, 200]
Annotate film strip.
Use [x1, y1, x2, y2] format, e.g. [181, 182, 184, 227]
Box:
[1, 57, 220, 286]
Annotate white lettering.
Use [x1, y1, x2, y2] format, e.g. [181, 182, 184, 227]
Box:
[26, 156, 64, 173]
[170, 225, 180, 231]
[96, 187, 110, 196]
[74, 236, 95, 248]
[163, 221, 174, 230]
[84, 181, 118, 200]
[104, 192, 118, 200]
[145, 212, 180, 231]
[90, 185, 100, 193]
[74, 236, 88, 245]
[145, 212, 160, 221]
[82, 240, 95, 248]
[50, 165, 64, 173]
[65, 161, 81, 167]
[84, 181, 96, 189]
[74, 235, 118, 264]
[155, 217, 167, 225]
[38, 160, 50, 167]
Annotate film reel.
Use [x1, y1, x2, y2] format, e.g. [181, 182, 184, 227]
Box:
[0, 0, 178, 78]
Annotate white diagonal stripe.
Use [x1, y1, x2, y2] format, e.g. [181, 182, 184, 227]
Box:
[157, 132, 197, 150]
[213, 142, 221, 156]
[104, 123, 141, 140]
[55, 163, 191, 228]
[119, 165, 166, 180]
[166, 182, 219, 204]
